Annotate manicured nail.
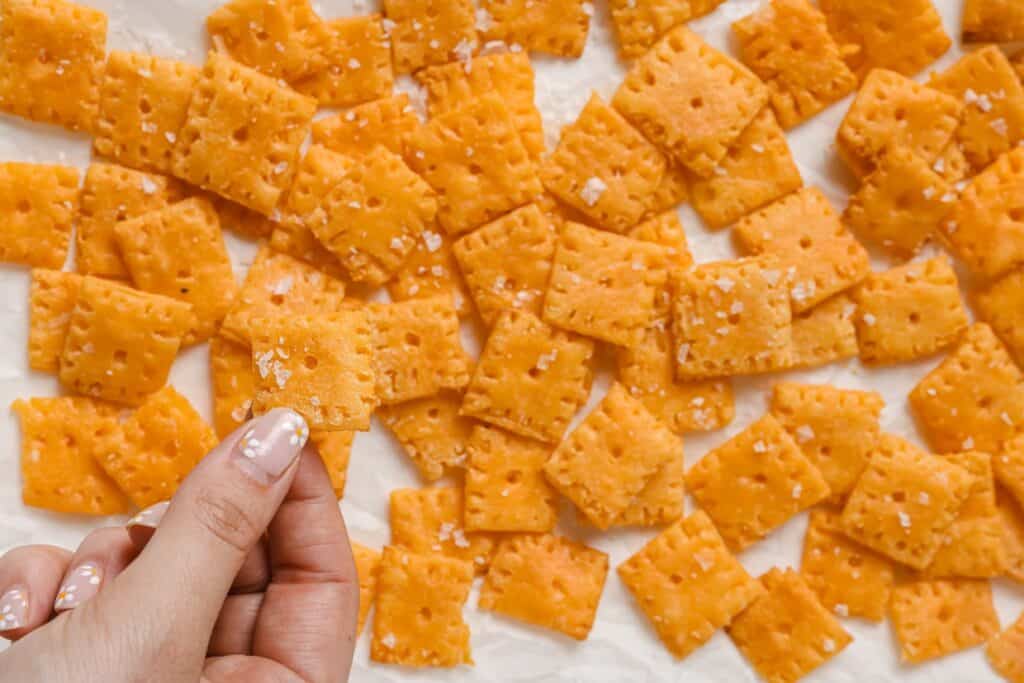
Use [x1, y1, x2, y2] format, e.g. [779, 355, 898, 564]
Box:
[0, 586, 29, 631]
[54, 562, 103, 612]
[127, 501, 169, 531]
[233, 408, 309, 484]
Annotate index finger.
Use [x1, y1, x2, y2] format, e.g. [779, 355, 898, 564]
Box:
[252, 445, 359, 683]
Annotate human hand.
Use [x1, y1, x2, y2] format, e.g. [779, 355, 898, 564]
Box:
[0, 408, 359, 683]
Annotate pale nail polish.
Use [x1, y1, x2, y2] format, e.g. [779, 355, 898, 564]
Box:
[0, 586, 28, 631]
[233, 408, 309, 483]
[53, 562, 102, 612]
[127, 500, 169, 531]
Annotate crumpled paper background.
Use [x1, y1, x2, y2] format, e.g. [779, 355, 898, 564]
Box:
[0, 0, 1021, 680]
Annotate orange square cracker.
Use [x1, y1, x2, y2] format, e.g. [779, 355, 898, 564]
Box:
[378, 392, 476, 482]
[28, 269, 83, 374]
[0, 162, 79, 269]
[890, 578, 999, 663]
[389, 486, 495, 570]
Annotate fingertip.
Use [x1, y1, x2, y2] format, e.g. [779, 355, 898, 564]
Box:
[0, 545, 72, 640]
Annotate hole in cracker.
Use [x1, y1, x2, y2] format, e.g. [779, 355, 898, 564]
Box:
[690, 97, 704, 110]
[233, 126, 250, 143]
[419, 606, 433, 621]
[140, 98, 152, 114]
[16, 200, 31, 214]
[405, 332, 421, 347]
[367, 196, 382, 209]
[506, 470, 522, 484]
[304, 355, 318, 370]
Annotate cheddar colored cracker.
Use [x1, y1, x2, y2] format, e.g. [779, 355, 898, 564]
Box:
[480, 0, 589, 57]
[94, 51, 201, 174]
[172, 52, 316, 216]
[267, 221, 348, 281]
[13, 396, 131, 515]
[479, 534, 608, 640]
[964, 0, 1024, 42]
[417, 52, 544, 160]
[627, 211, 693, 268]
[997, 435, 1024, 515]
[609, 0, 724, 60]
[389, 487, 495, 570]
[312, 430, 354, 498]
[293, 15, 393, 107]
[612, 26, 768, 178]
[405, 94, 541, 236]
[251, 311, 377, 431]
[0, 162, 79, 269]
[930, 47, 1024, 172]
[542, 94, 666, 232]
[352, 543, 381, 634]
[461, 310, 594, 444]
[369, 297, 472, 405]
[211, 196, 276, 240]
[378, 392, 475, 481]
[890, 578, 999, 663]
[844, 146, 954, 258]
[76, 163, 185, 279]
[371, 546, 473, 667]
[287, 145, 437, 285]
[945, 148, 1024, 280]
[728, 568, 852, 682]
[976, 267, 1024, 367]
[734, 187, 869, 314]
[672, 257, 793, 379]
[206, 0, 331, 82]
[0, 0, 107, 131]
[618, 511, 764, 659]
[817, 0, 950, 81]
[544, 383, 680, 529]
[836, 69, 963, 178]
[909, 324, 1024, 454]
[852, 257, 968, 366]
[210, 335, 257, 438]
[453, 204, 556, 326]
[115, 197, 237, 344]
[465, 426, 559, 533]
[988, 610, 1024, 683]
[543, 222, 669, 347]
[685, 414, 828, 551]
[925, 452, 1008, 579]
[95, 386, 217, 508]
[771, 382, 884, 502]
[839, 434, 973, 569]
[787, 294, 859, 370]
[689, 108, 802, 230]
[617, 327, 735, 435]
[617, 452, 685, 527]
[800, 509, 895, 621]
[220, 246, 347, 346]
[732, 0, 856, 129]
[387, 229, 473, 317]
[28, 269, 82, 374]
[999, 491, 1024, 584]
[383, 0, 476, 74]
[59, 277, 191, 406]
[312, 94, 420, 158]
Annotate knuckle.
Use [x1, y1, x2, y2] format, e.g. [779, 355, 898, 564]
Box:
[190, 487, 262, 555]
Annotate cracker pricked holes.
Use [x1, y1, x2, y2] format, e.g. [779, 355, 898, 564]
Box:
[59, 276, 192, 406]
[250, 310, 378, 431]
[0, 162, 80, 269]
[13, 396, 131, 515]
[478, 533, 609, 640]
[618, 511, 764, 659]
[0, 0, 108, 131]
[171, 51, 316, 216]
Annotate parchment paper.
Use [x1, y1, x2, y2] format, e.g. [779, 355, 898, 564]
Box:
[1, 1, 1020, 680]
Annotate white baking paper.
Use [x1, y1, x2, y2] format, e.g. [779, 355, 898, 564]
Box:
[1, 0, 1021, 680]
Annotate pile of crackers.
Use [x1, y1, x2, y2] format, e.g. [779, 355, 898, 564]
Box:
[5, 0, 1024, 679]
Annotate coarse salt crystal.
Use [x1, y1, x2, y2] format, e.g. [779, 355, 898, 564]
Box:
[422, 230, 443, 252]
[823, 638, 836, 653]
[792, 484, 802, 499]
[753, 440, 767, 453]
[862, 313, 876, 326]
[580, 176, 607, 206]
[677, 343, 690, 364]
[140, 176, 158, 195]
[835, 604, 849, 617]
[898, 511, 911, 529]
[715, 277, 735, 293]
[963, 436, 975, 449]
[796, 424, 815, 443]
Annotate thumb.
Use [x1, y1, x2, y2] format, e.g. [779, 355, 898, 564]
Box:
[113, 408, 309, 640]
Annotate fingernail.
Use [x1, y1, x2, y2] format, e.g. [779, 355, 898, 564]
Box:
[53, 562, 102, 612]
[233, 408, 309, 484]
[127, 500, 169, 531]
[0, 586, 28, 631]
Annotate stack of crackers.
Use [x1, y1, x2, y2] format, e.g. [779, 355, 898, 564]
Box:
[5, 0, 1024, 679]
